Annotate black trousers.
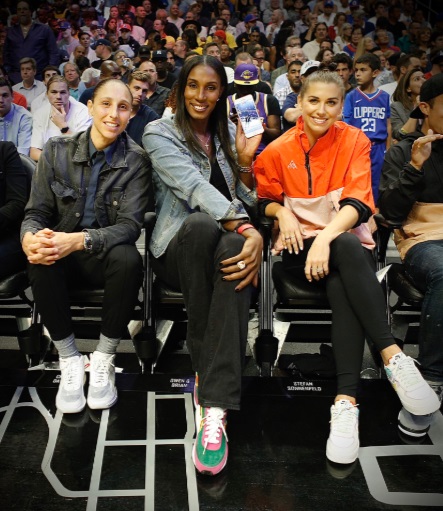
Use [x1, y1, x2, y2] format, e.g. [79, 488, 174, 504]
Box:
[0, 234, 27, 280]
[28, 244, 143, 341]
[283, 232, 395, 397]
[152, 213, 252, 411]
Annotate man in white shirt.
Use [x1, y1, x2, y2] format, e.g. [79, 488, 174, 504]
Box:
[12, 57, 46, 107]
[30, 76, 91, 161]
[167, 3, 184, 30]
[30, 65, 60, 113]
[318, 1, 336, 27]
[57, 21, 80, 56]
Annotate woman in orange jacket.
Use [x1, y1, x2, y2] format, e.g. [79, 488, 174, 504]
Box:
[254, 68, 440, 466]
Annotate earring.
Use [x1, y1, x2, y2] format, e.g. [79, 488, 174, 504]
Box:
[217, 97, 220, 101]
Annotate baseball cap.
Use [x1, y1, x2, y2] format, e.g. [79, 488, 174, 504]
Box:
[300, 60, 320, 76]
[244, 14, 258, 23]
[324, 1, 334, 7]
[138, 45, 151, 57]
[119, 44, 135, 58]
[213, 30, 226, 40]
[349, 0, 360, 8]
[59, 21, 71, 30]
[90, 38, 111, 50]
[120, 23, 132, 31]
[152, 49, 168, 61]
[410, 73, 443, 119]
[90, 21, 103, 28]
[81, 67, 100, 82]
[250, 26, 260, 34]
[234, 63, 259, 85]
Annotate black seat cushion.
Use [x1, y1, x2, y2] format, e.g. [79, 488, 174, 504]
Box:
[0, 271, 29, 298]
[153, 279, 184, 304]
[272, 261, 329, 306]
[389, 263, 424, 306]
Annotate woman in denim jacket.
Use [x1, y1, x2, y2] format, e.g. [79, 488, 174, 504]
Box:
[143, 55, 262, 476]
[21, 78, 151, 416]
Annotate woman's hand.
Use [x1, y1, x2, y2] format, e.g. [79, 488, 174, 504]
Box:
[304, 234, 331, 282]
[220, 229, 263, 291]
[22, 229, 84, 265]
[235, 119, 262, 165]
[275, 206, 305, 254]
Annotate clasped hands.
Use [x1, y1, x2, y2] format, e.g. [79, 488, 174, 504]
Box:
[22, 229, 84, 265]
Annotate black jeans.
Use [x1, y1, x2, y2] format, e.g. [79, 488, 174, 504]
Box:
[28, 244, 143, 341]
[0, 234, 27, 280]
[152, 213, 252, 411]
[283, 232, 395, 397]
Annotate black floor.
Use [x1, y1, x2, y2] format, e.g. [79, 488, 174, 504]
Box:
[0, 350, 442, 511]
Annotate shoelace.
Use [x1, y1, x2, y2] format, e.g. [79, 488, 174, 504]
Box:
[91, 357, 112, 387]
[202, 408, 228, 452]
[61, 357, 82, 390]
[330, 403, 359, 435]
[391, 356, 422, 389]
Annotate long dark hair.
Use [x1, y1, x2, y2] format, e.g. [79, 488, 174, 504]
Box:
[174, 55, 237, 175]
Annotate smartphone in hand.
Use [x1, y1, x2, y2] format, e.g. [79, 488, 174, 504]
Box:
[233, 94, 264, 138]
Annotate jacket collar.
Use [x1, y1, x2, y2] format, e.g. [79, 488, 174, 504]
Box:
[72, 127, 128, 169]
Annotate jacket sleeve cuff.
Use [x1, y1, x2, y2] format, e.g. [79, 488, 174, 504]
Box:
[339, 198, 372, 226]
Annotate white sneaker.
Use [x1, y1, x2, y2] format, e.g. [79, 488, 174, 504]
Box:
[384, 353, 440, 415]
[87, 351, 118, 410]
[56, 354, 86, 414]
[326, 399, 359, 465]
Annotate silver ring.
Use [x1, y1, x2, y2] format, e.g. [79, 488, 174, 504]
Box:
[237, 260, 246, 270]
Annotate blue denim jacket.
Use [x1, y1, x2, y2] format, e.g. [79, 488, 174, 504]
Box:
[21, 128, 152, 259]
[143, 117, 257, 258]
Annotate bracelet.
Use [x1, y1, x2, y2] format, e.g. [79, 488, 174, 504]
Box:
[233, 219, 249, 232]
[237, 223, 255, 235]
[238, 164, 254, 174]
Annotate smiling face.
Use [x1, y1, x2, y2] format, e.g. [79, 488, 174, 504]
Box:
[184, 64, 223, 129]
[298, 81, 343, 144]
[88, 80, 132, 149]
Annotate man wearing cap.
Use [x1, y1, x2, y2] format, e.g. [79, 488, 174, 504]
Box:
[3, 1, 60, 83]
[282, 59, 319, 131]
[236, 16, 269, 50]
[79, 61, 123, 105]
[151, 49, 177, 89]
[119, 24, 141, 56]
[379, 73, 443, 440]
[91, 39, 114, 70]
[80, 68, 100, 89]
[57, 21, 80, 56]
[208, 18, 237, 49]
[138, 60, 170, 116]
[123, 12, 146, 45]
[227, 63, 281, 156]
[318, 2, 336, 27]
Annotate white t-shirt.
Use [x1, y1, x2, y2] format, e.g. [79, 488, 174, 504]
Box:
[31, 97, 92, 150]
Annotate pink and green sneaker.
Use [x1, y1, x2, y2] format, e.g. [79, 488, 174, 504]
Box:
[192, 407, 228, 476]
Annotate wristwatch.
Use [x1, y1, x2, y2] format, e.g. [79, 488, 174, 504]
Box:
[60, 126, 69, 134]
[82, 230, 93, 252]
